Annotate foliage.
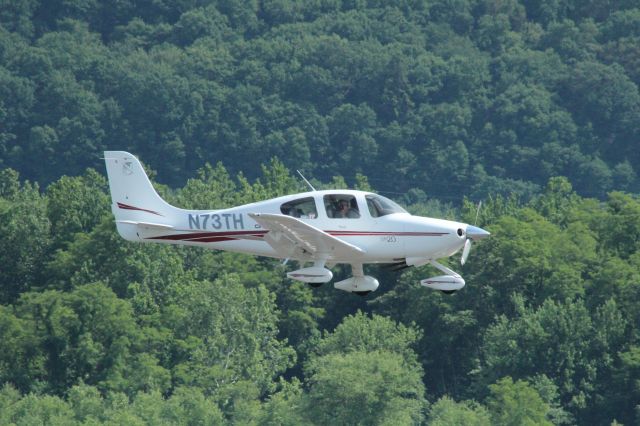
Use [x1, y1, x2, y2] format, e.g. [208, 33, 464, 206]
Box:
[303, 350, 425, 425]
[486, 377, 553, 426]
[427, 396, 491, 426]
[0, 173, 50, 303]
[0, 164, 640, 423]
[0, 0, 638, 198]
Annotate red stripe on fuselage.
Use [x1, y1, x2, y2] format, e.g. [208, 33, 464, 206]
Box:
[148, 230, 268, 241]
[145, 229, 447, 243]
[117, 202, 163, 216]
[326, 231, 448, 237]
[184, 236, 236, 243]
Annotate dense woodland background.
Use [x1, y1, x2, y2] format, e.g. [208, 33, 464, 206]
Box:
[1, 0, 640, 424]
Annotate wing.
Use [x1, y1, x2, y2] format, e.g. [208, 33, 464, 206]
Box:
[248, 213, 365, 261]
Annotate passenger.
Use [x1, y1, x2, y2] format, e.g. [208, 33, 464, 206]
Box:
[336, 199, 359, 218]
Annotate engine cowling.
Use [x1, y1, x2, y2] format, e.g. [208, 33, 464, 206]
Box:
[287, 267, 333, 283]
[420, 275, 466, 291]
[334, 275, 379, 294]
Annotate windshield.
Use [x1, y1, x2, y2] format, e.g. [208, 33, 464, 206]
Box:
[366, 194, 407, 217]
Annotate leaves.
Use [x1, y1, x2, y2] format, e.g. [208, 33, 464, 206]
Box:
[304, 350, 425, 425]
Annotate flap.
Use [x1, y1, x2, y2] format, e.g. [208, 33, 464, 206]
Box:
[248, 213, 365, 261]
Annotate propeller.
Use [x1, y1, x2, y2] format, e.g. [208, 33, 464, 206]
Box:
[461, 202, 490, 265]
[461, 239, 472, 265]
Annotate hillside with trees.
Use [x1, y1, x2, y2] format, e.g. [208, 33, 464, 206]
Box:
[2, 0, 640, 198]
[1, 1, 640, 424]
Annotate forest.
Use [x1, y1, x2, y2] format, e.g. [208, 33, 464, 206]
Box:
[1, 0, 639, 424]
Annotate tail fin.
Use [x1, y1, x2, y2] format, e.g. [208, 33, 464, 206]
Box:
[104, 151, 179, 241]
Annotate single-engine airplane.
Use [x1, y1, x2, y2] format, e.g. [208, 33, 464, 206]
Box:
[104, 151, 489, 295]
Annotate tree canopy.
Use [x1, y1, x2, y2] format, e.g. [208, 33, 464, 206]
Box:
[0, 0, 639, 200]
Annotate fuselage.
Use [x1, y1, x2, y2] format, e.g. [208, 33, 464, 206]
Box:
[116, 189, 468, 264]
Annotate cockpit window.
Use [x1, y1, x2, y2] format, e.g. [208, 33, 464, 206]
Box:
[324, 194, 360, 219]
[280, 197, 317, 219]
[366, 194, 407, 217]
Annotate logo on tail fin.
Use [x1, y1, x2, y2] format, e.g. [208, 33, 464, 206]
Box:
[123, 161, 133, 175]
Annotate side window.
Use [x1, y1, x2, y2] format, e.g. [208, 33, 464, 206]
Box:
[324, 194, 360, 219]
[280, 197, 317, 219]
[367, 197, 380, 218]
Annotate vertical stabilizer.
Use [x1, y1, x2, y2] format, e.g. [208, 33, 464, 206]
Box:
[104, 151, 179, 240]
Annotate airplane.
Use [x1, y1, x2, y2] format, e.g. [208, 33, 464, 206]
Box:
[104, 151, 490, 296]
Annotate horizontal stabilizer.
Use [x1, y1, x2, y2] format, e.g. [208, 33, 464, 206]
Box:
[116, 220, 175, 230]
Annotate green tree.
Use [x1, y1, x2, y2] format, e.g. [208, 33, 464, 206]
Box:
[327, 103, 379, 171]
[176, 161, 238, 209]
[303, 350, 425, 425]
[155, 386, 225, 425]
[0, 305, 45, 392]
[171, 6, 231, 46]
[300, 312, 425, 425]
[0, 65, 34, 165]
[258, 379, 308, 426]
[168, 274, 295, 396]
[533, 176, 580, 226]
[486, 377, 552, 426]
[46, 169, 110, 249]
[312, 311, 422, 370]
[608, 346, 640, 425]
[45, 217, 186, 299]
[14, 283, 168, 395]
[0, 0, 38, 38]
[465, 209, 595, 308]
[598, 192, 640, 258]
[0, 386, 76, 425]
[0, 177, 50, 303]
[479, 297, 626, 422]
[427, 396, 491, 426]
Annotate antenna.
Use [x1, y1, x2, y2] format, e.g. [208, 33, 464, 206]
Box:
[297, 170, 316, 192]
[474, 201, 482, 226]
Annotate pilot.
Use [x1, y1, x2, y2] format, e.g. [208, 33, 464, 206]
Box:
[336, 199, 359, 218]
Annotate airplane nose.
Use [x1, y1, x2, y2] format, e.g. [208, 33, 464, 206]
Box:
[466, 225, 490, 240]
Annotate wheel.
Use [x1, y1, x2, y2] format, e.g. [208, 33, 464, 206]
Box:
[353, 291, 371, 297]
[441, 290, 457, 295]
[308, 282, 324, 288]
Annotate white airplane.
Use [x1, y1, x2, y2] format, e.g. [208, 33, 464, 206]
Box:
[104, 151, 489, 296]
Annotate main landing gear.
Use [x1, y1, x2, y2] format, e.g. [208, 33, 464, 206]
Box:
[334, 264, 379, 295]
[288, 261, 380, 296]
